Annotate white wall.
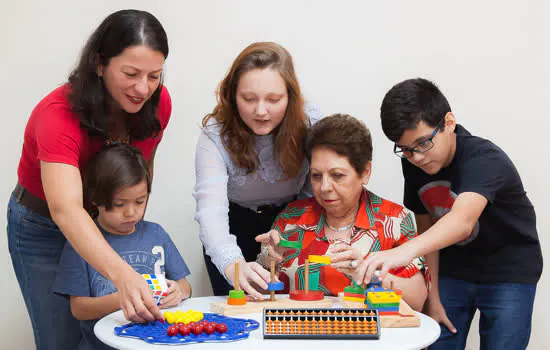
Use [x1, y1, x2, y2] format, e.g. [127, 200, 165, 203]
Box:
[1, 1, 548, 348]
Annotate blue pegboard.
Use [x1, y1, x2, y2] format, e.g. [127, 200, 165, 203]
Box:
[114, 313, 259, 345]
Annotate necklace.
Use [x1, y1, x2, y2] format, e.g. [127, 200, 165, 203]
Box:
[104, 134, 130, 146]
[325, 204, 360, 232]
[325, 221, 354, 232]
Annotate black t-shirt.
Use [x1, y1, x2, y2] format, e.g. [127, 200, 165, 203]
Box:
[403, 125, 542, 284]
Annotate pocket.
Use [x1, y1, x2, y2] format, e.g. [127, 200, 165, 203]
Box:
[21, 210, 59, 231]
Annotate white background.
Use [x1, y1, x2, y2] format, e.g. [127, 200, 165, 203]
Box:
[0, 1, 548, 349]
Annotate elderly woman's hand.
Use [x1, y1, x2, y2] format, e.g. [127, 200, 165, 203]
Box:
[255, 229, 290, 265]
[329, 242, 368, 280]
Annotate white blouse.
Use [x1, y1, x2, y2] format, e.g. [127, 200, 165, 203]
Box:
[193, 103, 322, 280]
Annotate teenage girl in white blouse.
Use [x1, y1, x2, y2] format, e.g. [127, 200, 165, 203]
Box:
[193, 42, 322, 298]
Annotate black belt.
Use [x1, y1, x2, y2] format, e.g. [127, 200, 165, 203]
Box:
[13, 183, 52, 219]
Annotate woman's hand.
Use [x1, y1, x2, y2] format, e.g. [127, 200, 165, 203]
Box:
[255, 229, 291, 265]
[329, 242, 368, 282]
[224, 259, 271, 299]
[113, 269, 163, 323]
[159, 279, 186, 309]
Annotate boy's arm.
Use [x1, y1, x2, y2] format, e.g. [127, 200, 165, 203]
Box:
[416, 214, 458, 333]
[361, 192, 487, 282]
[405, 192, 487, 258]
[70, 293, 120, 320]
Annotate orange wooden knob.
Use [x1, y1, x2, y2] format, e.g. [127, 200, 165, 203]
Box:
[227, 297, 247, 305]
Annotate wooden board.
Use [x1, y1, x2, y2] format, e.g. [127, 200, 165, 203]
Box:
[338, 292, 420, 328]
[210, 297, 333, 316]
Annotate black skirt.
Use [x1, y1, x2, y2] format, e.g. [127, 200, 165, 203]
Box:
[203, 201, 286, 296]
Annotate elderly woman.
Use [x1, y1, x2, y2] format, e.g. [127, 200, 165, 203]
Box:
[256, 114, 428, 311]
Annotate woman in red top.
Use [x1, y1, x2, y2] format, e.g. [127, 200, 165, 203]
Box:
[8, 10, 170, 349]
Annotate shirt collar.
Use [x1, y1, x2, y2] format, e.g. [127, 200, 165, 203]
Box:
[297, 188, 376, 240]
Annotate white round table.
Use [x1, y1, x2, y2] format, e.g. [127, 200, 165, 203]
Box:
[95, 296, 440, 350]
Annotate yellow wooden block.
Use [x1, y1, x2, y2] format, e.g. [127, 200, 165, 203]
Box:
[343, 296, 365, 303]
[367, 291, 401, 303]
[308, 255, 331, 264]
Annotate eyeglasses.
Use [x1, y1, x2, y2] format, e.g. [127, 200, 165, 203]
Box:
[394, 119, 445, 159]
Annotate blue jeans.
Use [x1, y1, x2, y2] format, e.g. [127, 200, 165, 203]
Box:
[7, 194, 81, 350]
[430, 277, 536, 350]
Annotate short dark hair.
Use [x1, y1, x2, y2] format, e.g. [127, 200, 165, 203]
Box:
[380, 78, 451, 142]
[68, 9, 169, 141]
[306, 114, 372, 175]
[84, 144, 151, 211]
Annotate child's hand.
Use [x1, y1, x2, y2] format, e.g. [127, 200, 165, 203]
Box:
[159, 279, 186, 309]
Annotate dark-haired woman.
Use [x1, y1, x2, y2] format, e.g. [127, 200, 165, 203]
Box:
[7, 10, 170, 349]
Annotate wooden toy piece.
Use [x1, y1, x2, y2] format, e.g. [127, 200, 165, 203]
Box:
[266, 259, 284, 300]
[305, 258, 309, 294]
[270, 261, 276, 302]
[212, 297, 332, 316]
[267, 282, 284, 291]
[343, 281, 366, 302]
[213, 257, 334, 316]
[234, 262, 240, 290]
[344, 281, 365, 295]
[227, 297, 247, 305]
[337, 292, 420, 328]
[308, 254, 331, 265]
[289, 258, 324, 301]
[364, 282, 402, 316]
[229, 290, 245, 299]
[278, 239, 302, 249]
[227, 262, 247, 306]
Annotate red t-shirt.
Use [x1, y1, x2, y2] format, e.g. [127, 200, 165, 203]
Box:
[17, 84, 172, 200]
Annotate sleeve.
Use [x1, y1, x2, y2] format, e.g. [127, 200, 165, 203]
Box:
[296, 175, 313, 200]
[270, 201, 308, 234]
[454, 147, 507, 203]
[158, 225, 191, 281]
[402, 159, 428, 214]
[192, 131, 244, 280]
[35, 104, 83, 167]
[297, 101, 323, 199]
[388, 209, 425, 278]
[52, 242, 91, 297]
[152, 86, 172, 146]
[303, 101, 323, 126]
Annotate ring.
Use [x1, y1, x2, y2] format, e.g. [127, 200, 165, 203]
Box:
[351, 260, 358, 268]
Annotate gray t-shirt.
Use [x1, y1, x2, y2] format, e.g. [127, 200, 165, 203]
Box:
[53, 220, 190, 350]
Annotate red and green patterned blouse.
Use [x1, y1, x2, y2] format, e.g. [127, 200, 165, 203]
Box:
[271, 189, 428, 296]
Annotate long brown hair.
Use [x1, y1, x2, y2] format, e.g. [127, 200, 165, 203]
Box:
[202, 42, 308, 178]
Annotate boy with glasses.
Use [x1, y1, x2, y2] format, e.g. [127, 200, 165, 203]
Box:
[356, 78, 542, 349]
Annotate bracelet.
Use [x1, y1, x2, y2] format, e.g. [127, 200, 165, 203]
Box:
[256, 245, 270, 269]
[256, 245, 282, 273]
